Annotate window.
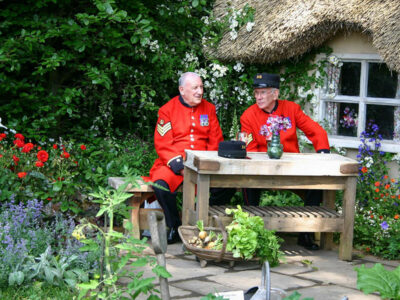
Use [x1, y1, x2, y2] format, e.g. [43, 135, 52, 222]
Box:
[318, 54, 400, 152]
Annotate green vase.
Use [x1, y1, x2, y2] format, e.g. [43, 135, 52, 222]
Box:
[267, 133, 283, 159]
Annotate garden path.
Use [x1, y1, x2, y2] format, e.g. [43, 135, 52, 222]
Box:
[123, 234, 398, 299]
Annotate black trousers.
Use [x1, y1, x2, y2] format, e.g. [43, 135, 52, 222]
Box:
[242, 188, 323, 206]
[153, 180, 236, 229]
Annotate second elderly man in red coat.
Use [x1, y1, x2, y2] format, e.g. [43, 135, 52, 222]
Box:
[241, 72, 331, 250]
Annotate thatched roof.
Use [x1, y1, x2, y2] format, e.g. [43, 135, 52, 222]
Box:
[210, 0, 400, 72]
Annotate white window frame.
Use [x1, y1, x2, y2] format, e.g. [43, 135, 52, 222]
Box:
[316, 53, 400, 153]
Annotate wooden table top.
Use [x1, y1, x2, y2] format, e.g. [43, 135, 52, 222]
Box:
[184, 150, 359, 177]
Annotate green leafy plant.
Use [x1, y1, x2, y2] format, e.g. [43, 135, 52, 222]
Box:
[355, 263, 400, 300]
[224, 206, 283, 266]
[10, 246, 89, 288]
[75, 174, 170, 299]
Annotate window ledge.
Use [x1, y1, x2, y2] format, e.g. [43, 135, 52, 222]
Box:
[328, 135, 400, 153]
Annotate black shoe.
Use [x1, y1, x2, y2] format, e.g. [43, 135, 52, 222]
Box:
[297, 233, 320, 251]
[167, 227, 180, 244]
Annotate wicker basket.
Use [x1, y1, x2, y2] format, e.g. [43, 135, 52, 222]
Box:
[178, 216, 259, 267]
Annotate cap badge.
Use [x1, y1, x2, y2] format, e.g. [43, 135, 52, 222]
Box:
[257, 74, 262, 79]
[159, 119, 164, 125]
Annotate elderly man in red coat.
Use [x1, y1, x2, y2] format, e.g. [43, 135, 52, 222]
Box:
[147, 72, 234, 244]
[240, 72, 330, 250]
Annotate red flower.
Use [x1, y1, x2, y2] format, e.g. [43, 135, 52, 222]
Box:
[379, 215, 383, 220]
[361, 167, 368, 173]
[0, 154, 3, 158]
[80, 144, 86, 150]
[375, 188, 379, 193]
[74, 160, 78, 165]
[370, 215, 374, 219]
[395, 215, 399, 220]
[61, 152, 70, 159]
[374, 181, 380, 187]
[13, 139, 25, 148]
[13, 155, 19, 165]
[53, 144, 58, 149]
[37, 150, 49, 162]
[22, 143, 34, 153]
[383, 175, 388, 179]
[14, 133, 24, 140]
[46, 197, 52, 201]
[0, 133, 6, 141]
[385, 184, 390, 189]
[391, 178, 396, 183]
[37, 146, 41, 150]
[35, 161, 44, 168]
[366, 247, 370, 252]
[17, 172, 27, 178]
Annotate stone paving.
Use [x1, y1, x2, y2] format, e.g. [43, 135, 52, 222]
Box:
[132, 233, 399, 300]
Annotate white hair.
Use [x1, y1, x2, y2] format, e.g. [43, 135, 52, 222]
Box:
[178, 72, 201, 87]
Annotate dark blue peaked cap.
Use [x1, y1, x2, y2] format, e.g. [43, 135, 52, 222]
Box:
[253, 73, 280, 89]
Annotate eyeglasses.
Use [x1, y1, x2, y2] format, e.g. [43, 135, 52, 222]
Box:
[254, 89, 276, 97]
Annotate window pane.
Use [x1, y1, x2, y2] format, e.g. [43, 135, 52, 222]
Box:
[366, 104, 394, 139]
[368, 63, 398, 98]
[338, 62, 361, 96]
[337, 103, 358, 137]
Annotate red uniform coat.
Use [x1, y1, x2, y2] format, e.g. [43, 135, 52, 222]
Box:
[146, 95, 223, 192]
[240, 100, 329, 153]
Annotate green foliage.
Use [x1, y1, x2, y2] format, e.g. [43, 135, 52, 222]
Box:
[75, 174, 168, 299]
[224, 206, 283, 266]
[0, 282, 78, 300]
[355, 263, 400, 300]
[260, 190, 303, 207]
[0, 0, 330, 143]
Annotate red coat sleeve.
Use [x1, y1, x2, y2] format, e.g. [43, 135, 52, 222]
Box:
[154, 108, 183, 166]
[206, 105, 224, 150]
[293, 104, 330, 151]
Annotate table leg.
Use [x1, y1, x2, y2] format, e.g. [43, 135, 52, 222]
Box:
[182, 167, 196, 225]
[196, 174, 210, 226]
[339, 177, 357, 260]
[320, 190, 336, 250]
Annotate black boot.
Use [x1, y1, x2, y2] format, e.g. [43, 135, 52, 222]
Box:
[167, 227, 180, 244]
[297, 233, 320, 250]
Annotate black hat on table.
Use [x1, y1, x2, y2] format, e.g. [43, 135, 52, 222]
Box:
[253, 73, 280, 89]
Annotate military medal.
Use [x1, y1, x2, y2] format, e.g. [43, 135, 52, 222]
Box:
[200, 114, 209, 126]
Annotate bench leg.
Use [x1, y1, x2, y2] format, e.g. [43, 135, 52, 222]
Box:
[320, 190, 336, 250]
[129, 195, 141, 239]
[339, 177, 357, 261]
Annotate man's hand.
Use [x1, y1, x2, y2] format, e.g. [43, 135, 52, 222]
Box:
[180, 169, 184, 176]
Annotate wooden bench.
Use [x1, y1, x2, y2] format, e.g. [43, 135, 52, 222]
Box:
[108, 177, 182, 239]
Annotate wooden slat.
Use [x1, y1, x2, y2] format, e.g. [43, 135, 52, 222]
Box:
[208, 205, 343, 232]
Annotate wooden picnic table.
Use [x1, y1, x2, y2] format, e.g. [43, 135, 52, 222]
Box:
[182, 150, 359, 261]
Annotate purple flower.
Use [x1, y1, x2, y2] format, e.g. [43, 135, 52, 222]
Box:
[380, 221, 389, 230]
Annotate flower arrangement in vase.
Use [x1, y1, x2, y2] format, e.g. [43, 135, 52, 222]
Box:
[260, 115, 292, 159]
